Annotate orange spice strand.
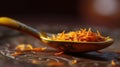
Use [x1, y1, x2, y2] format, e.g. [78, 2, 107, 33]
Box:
[31, 59, 39, 64]
[111, 60, 116, 66]
[11, 52, 23, 56]
[51, 28, 107, 42]
[25, 44, 33, 50]
[47, 61, 64, 66]
[71, 60, 77, 64]
[33, 47, 47, 52]
[15, 44, 25, 51]
[54, 52, 64, 56]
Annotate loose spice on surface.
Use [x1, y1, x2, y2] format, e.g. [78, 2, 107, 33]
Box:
[11, 44, 47, 56]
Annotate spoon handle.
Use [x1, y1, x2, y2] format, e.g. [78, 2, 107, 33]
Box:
[0, 17, 41, 40]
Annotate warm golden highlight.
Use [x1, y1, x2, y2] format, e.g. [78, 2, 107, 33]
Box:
[50, 28, 108, 42]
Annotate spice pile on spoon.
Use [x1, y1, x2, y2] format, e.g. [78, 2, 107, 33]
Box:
[50, 28, 108, 42]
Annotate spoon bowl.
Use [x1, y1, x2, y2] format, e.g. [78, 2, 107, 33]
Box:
[41, 35, 113, 52]
[0, 17, 114, 53]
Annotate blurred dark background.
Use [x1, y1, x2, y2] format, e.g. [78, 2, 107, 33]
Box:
[0, 0, 77, 16]
[0, 0, 120, 28]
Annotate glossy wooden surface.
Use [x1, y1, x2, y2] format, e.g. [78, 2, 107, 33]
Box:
[0, 16, 120, 67]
